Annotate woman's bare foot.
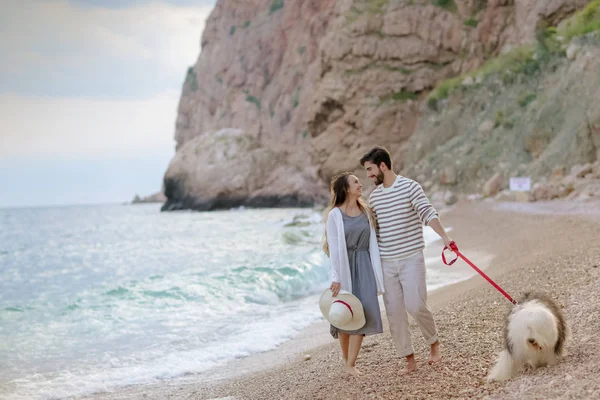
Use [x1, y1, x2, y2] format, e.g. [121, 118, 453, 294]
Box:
[345, 365, 361, 376]
[428, 341, 442, 364]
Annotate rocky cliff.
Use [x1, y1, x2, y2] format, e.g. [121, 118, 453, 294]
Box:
[404, 30, 600, 203]
[162, 0, 597, 211]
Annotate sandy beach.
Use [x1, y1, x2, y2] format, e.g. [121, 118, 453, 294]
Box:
[81, 199, 600, 400]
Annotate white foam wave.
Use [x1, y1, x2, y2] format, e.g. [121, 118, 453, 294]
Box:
[4, 296, 324, 400]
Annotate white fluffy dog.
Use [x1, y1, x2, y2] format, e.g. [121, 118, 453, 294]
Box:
[487, 292, 568, 382]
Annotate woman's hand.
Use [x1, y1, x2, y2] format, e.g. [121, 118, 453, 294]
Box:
[330, 282, 341, 297]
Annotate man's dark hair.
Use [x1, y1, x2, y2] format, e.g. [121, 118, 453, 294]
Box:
[359, 146, 392, 170]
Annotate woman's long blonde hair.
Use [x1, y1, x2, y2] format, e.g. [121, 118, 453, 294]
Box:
[322, 172, 378, 257]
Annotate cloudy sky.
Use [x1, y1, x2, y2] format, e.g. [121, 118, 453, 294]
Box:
[0, 0, 216, 207]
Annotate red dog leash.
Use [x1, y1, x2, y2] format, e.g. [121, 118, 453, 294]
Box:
[442, 241, 518, 305]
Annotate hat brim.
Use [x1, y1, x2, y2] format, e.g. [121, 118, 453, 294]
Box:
[319, 289, 366, 331]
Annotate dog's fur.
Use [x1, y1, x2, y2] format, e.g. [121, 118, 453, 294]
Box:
[487, 292, 568, 382]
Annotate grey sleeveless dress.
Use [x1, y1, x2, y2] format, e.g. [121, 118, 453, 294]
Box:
[330, 212, 383, 338]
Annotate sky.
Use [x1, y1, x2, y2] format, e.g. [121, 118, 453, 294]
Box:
[0, 0, 216, 207]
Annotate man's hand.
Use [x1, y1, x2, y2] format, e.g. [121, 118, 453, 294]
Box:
[442, 236, 454, 250]
[429, 218, 455, 251]
[330, 282, 341, 297]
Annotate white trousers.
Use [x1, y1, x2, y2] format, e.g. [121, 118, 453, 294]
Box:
[382, 252, 438, 358]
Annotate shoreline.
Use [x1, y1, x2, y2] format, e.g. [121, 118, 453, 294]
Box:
[181, 232, 491, 389]
[79, 201, 496, 400]
[81, 199, 600, 400]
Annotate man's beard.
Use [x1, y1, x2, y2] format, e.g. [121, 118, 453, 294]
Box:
[374, 172, 384, 185]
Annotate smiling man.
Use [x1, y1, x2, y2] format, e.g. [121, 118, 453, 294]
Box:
[360, 145, 455, 374]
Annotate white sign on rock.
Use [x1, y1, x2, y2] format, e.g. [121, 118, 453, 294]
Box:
[510, 177, 531, 192]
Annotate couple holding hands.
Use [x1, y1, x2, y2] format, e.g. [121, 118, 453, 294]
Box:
[319, 146, 455, 376]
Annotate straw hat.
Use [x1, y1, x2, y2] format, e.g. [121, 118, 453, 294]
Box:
[319, 289, 365, 331]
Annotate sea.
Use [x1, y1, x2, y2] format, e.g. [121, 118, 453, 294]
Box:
[0, 204, 473, 399]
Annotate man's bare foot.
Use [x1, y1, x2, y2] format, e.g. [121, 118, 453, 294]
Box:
[399, 355, 417, 375]
[345, 365, 361, 376]
[428, 341, 442, 364]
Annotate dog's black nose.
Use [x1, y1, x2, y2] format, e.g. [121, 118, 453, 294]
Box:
[528, 338, 536, 344]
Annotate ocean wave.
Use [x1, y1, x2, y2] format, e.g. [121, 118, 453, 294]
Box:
[0, 206, 332, 399]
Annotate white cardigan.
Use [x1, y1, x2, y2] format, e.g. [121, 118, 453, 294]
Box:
[326, 207, 385, 295]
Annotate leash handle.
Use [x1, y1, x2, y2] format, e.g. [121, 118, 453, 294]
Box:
[442, 241, 459, 265]
[442, 241, 517, 306]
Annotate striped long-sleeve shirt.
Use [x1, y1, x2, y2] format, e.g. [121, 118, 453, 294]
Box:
[369, 176, 439, 260]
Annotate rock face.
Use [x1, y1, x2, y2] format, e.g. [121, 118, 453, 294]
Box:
[132, 192, 167, 204]
[162, 129, 327, 211]
[403, 32, 600, 199]
[163, 0, 592, 211]
[483, 173, 503, 198]
[166, 0, 337, 210]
